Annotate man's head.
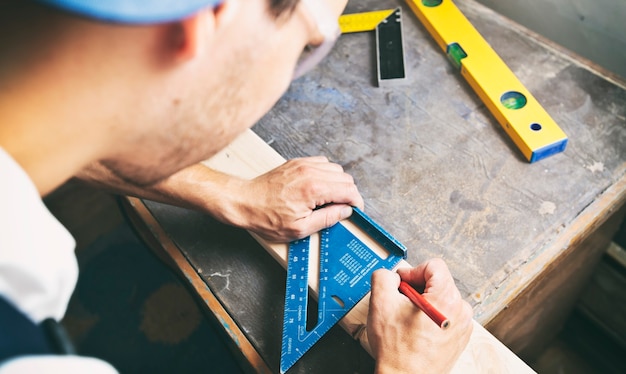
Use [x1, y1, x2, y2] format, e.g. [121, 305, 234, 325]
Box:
[0, 0, 347, 192]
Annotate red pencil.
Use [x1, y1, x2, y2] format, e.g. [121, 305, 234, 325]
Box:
[398, 281, 450, 329]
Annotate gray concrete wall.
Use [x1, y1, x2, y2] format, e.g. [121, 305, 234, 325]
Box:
[475, 0, 626, 80]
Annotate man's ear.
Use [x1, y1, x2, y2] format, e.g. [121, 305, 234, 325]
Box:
[167, 0, 239, 63]
[167, 10, 211, 62]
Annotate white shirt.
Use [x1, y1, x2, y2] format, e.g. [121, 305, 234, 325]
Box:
[0, 147, 116, 373]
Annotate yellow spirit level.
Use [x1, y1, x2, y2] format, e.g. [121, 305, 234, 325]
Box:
[406, 0, 568, 163]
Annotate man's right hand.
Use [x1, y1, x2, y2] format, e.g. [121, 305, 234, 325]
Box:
[367, 259, 474, 374]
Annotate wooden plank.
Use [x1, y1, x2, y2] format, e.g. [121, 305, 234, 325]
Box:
[203, 129, 534, 373]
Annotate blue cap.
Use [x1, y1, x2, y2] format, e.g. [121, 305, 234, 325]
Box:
[36, 0, 224, 24]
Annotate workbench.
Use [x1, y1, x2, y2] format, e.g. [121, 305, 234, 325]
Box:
[123, 0, 626, 372]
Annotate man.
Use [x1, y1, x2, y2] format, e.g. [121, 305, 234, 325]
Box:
[0, 0, 472, 373]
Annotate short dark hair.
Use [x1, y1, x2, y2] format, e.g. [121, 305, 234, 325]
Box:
[268, 0, 299, 18]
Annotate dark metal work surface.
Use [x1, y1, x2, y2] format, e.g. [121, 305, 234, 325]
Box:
[254, 0, 626, 307]
[139, 0, 625, 372]
[143, 201, 375, 373]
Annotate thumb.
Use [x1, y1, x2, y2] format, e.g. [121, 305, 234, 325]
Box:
[370, 269, 401, 298]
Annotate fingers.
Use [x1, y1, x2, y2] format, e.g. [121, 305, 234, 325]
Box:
[367, 269, 403, 352]
[397, 259, 465, 320]
[371, 269, 401, 299]
[305, 177, 364, 209]
[239, 156, 365, 241]
[397, 258, 453, 292]
[308, 203, 354, 227]
[269, 157, 364, 237]
[286, 157, 364, 210]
